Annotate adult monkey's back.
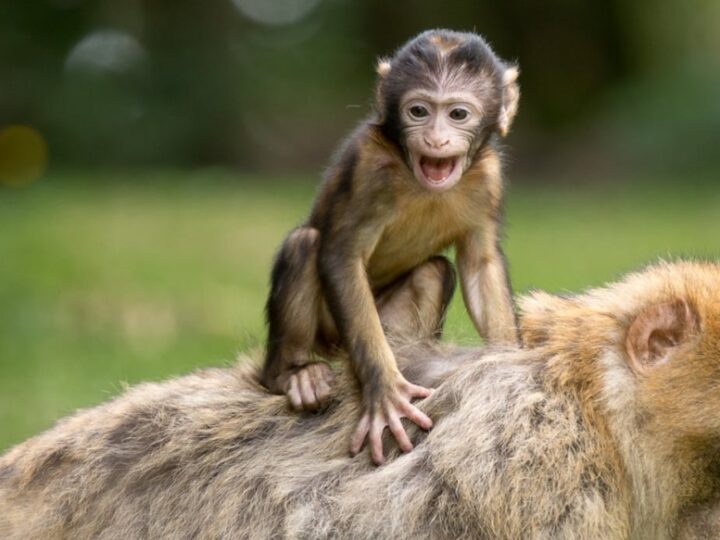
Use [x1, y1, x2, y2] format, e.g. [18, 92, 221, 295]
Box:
[4, 260, 720, 538]
[262, 29, 520, 463]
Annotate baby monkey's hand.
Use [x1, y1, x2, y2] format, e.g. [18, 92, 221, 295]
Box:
[349, 375, 433, 465]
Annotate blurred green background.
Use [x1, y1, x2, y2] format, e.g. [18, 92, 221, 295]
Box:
[1, 0, 719, 450]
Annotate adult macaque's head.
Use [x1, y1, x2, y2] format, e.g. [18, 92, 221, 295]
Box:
[522, 260, 720, 447]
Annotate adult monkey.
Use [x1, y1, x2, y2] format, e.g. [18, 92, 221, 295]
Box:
[261, 29, 520, 464]
[4, 261, 720, 538]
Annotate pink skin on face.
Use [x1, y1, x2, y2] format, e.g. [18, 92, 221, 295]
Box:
[411, 153, 464, 192]
[401, 90, 480, 192]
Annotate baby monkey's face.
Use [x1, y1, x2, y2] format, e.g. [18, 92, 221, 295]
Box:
[400, 88, 484, 192]
[376, 31, 519, 192]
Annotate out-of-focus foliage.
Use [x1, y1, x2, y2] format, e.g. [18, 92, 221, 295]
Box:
[2, 0, 719, 177]
[1, 171, 719, 450]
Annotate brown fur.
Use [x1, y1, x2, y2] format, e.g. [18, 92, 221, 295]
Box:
[262, 30, 520, 461]
[3, 260, 720, 538]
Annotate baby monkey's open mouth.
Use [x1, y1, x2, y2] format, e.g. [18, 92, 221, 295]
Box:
[421, 156, 456, 182]
[413, 154, 463, 191]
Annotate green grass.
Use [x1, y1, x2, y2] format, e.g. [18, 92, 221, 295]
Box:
[1, 170, 719, 451]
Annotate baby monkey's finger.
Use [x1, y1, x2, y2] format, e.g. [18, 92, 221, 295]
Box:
[368, 418, 386, 465]
[399, 400, 433, 431]
[387, 409, 413, 453]
[349, 414, 371, 456]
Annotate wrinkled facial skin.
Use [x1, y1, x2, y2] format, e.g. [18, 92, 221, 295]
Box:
[400, 89, 484, 192]
[375, 31, 516, 194]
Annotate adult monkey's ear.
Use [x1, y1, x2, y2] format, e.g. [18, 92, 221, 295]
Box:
[625, 300, 699, 375]
[498, 65, 519, 137]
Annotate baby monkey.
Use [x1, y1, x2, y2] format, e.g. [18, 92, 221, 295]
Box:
[261, 29, 520, 464]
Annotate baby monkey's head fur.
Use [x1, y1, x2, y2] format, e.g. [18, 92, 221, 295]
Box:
[374, 29, 519, 192]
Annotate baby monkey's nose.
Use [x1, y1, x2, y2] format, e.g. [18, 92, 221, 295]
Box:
[423, 136, 450, 149]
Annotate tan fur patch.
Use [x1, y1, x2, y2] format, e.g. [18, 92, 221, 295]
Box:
[429, 34, 462, 54]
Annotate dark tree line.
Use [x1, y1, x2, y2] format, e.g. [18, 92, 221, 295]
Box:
[1, 0, 717, 176]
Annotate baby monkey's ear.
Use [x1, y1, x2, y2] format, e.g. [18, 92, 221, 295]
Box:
[376, 58, 392, 78]
[625, 299, 699, 375]
[374, 58, 392, 121]
[498, 66, 520, 137]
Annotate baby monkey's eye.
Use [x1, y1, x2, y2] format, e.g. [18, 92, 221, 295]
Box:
[449, 108, 469, 121]
[409, 105, 429, 119]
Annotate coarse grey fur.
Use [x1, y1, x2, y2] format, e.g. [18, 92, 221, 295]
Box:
[0, 345, 624, 539]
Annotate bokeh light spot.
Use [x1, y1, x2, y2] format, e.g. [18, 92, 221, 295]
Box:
[0, 126, 48, 188]
[231, 0, 321, 26]
[65, 30, 145, 75]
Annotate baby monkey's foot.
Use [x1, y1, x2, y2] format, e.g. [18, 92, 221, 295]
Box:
[281, 362, 335, 411]
[349, 378, 434, 465]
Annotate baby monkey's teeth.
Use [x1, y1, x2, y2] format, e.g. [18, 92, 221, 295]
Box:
[420, 157, 456, 182]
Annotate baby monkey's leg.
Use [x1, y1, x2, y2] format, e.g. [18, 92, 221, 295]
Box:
[263, 235, 455, 428]
[376, 255, 456, 343]
[262, 227, 334, 411]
